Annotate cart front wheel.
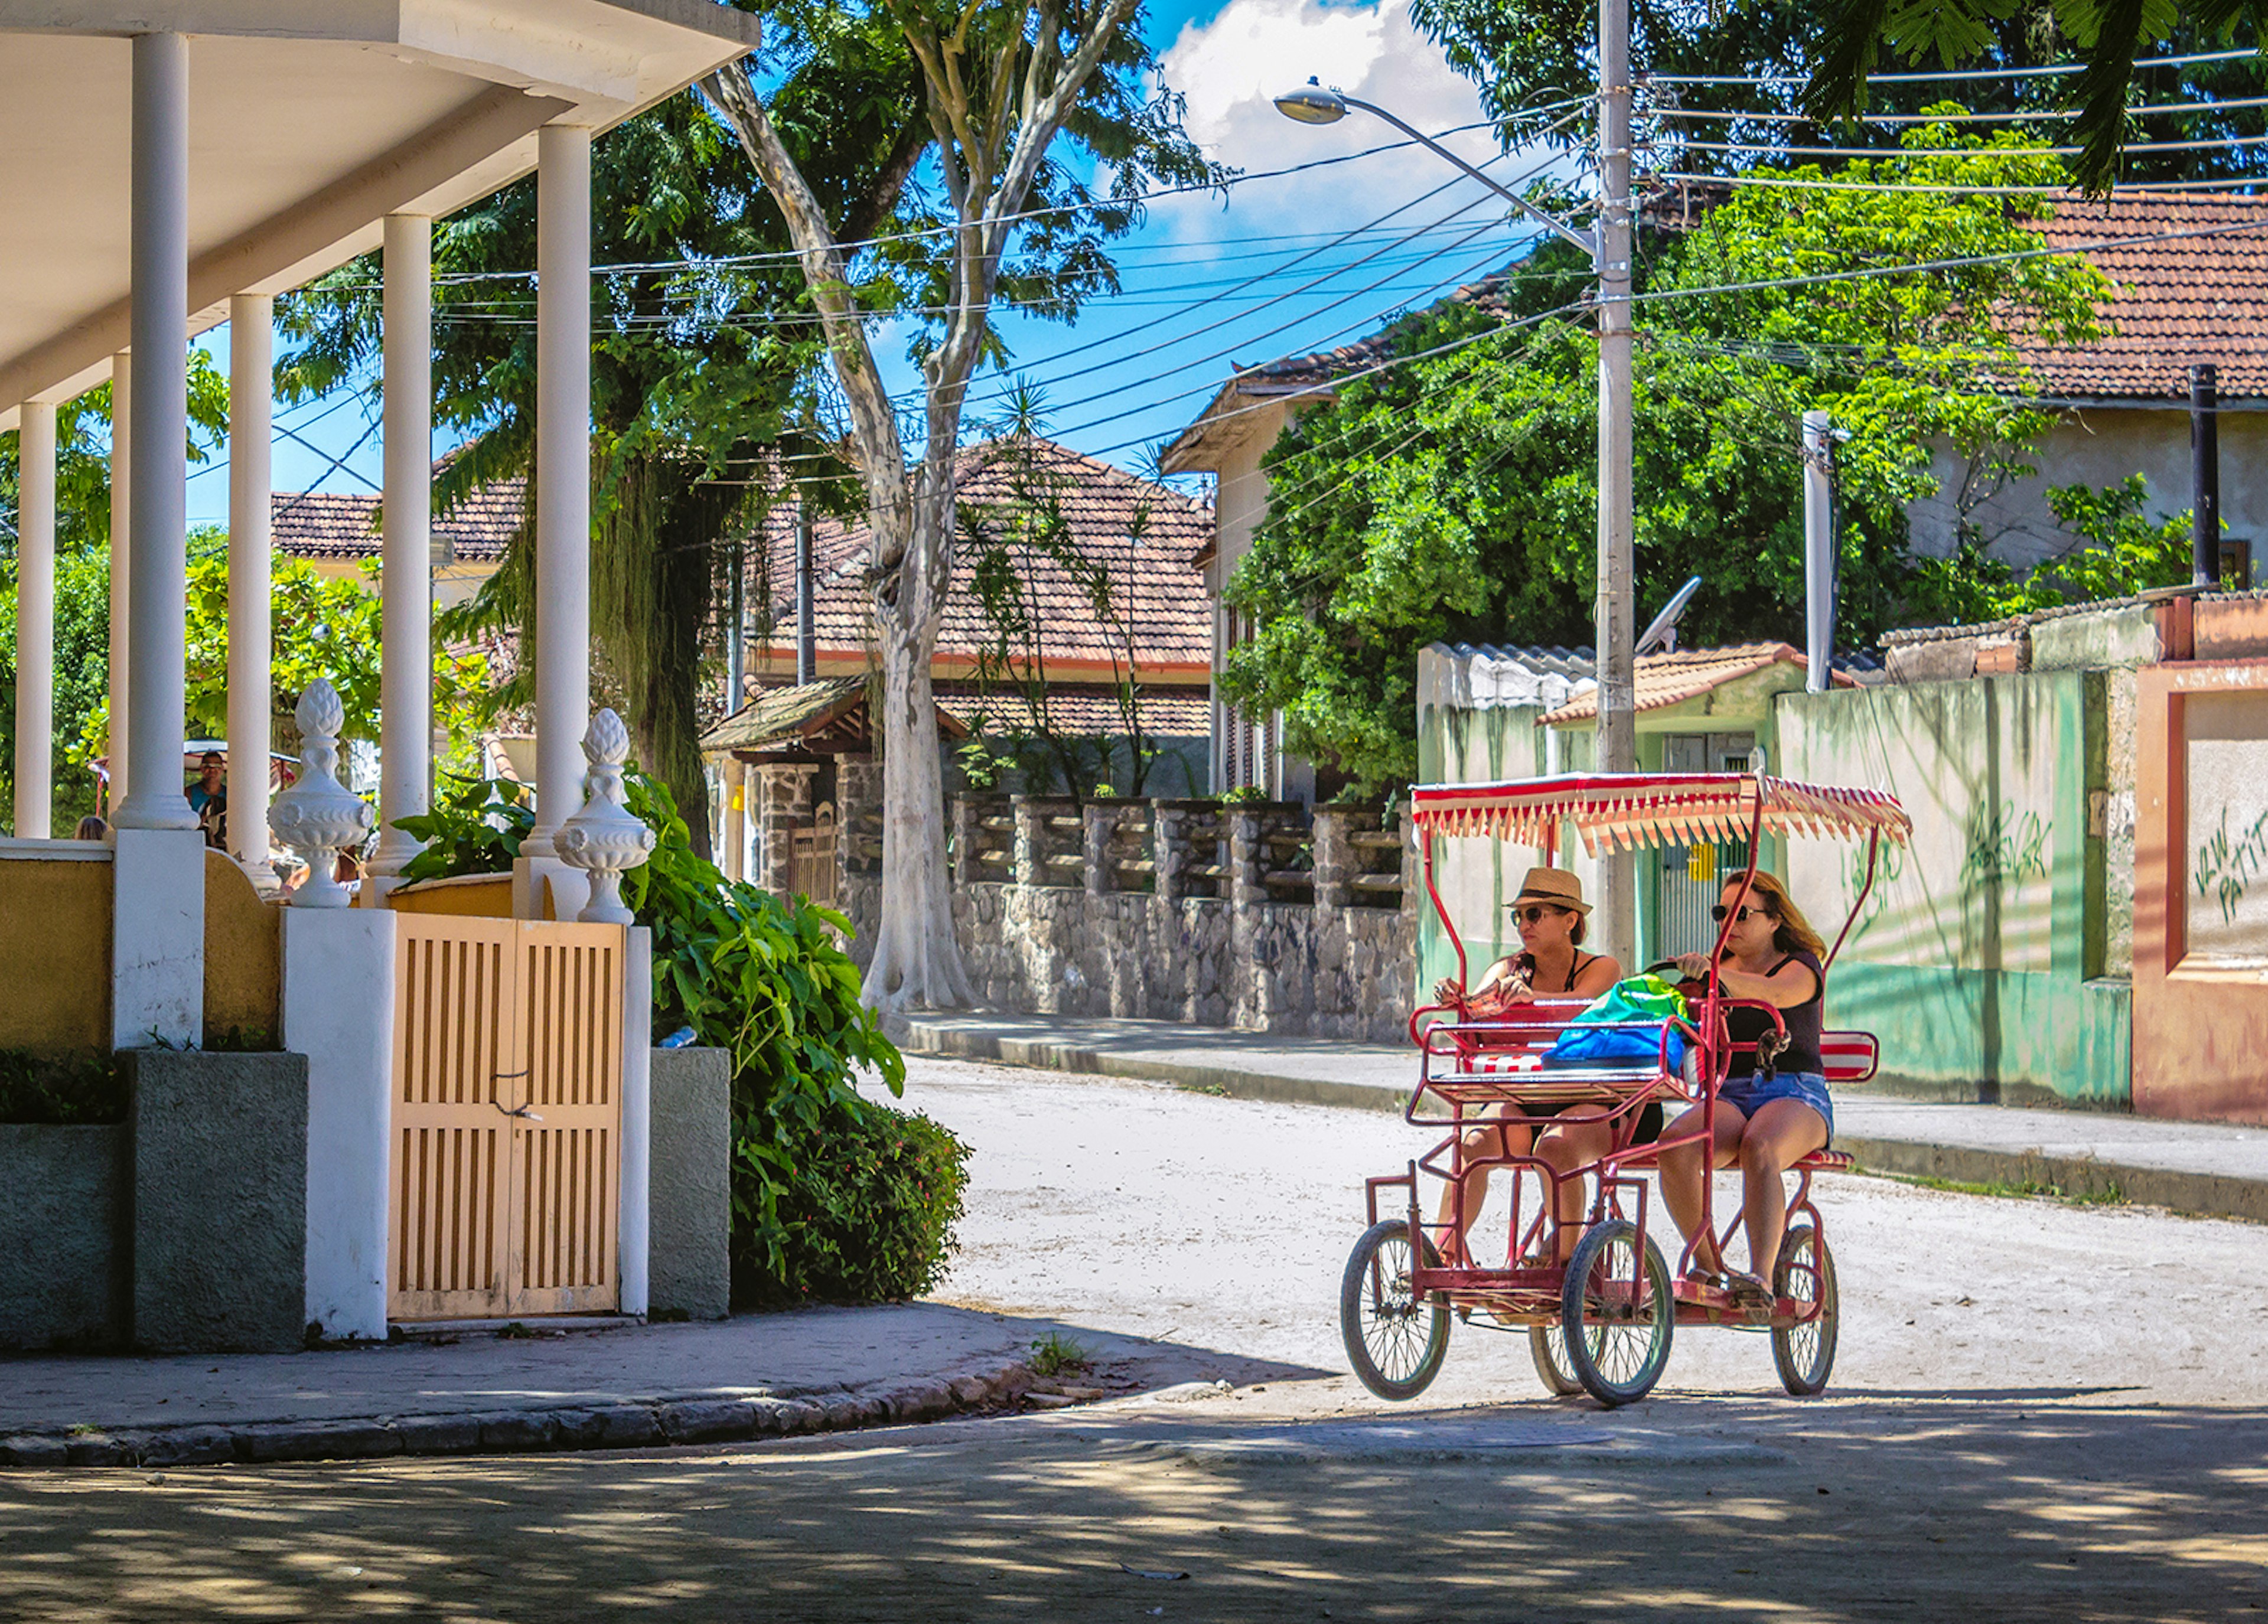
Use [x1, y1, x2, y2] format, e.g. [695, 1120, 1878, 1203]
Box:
[1771, 1224, 1839, 1396]
[1560, 1219, 1673, 1407]
[1529, 1323, 1582, 1397]
[1340, 1219, 1450, 1401]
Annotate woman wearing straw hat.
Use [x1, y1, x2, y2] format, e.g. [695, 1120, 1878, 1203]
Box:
[1430, 866, 1622, 1267]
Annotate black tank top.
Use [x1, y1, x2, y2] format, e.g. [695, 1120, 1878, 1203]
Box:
[1518, 951, 1597, 996]
[1723, 948, 1824, 1078]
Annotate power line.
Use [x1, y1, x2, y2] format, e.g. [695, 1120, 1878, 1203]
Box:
[1647, 46, 2261, 88]
[1654, 168, 2268, 195]
[1653, 94, 2268, 124]
[1675, 131, 2268, 159]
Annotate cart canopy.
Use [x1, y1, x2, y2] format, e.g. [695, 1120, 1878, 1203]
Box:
[1409, 772, 1911, 855]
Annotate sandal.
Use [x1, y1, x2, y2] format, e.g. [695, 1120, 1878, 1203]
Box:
[1722, 1268, 1774, 1309]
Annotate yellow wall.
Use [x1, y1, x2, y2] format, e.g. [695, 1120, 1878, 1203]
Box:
[204, 849, 281, 1042]
[0, 856, 111, 1054]
[386, 873, 516, 919]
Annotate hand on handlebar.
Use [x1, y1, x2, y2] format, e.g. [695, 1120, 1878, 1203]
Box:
[1672, 951, 1715, 981]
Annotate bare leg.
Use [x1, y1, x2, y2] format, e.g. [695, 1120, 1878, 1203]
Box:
[1431, 1106, 1534, 1264]
[1736, 1098, 1830, 1281]
[1534, 1116, 1612, 1262]
[1657, 1101, 1748, 1275]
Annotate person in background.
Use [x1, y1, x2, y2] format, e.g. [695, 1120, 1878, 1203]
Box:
[187, 750, 228, 850]
[73, 814, 106, 842]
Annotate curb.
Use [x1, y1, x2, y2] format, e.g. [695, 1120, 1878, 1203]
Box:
[0, 1358, 1036, 1472]
[1840, 1135, 2268, 1225]
[908, 1023, 2268, 1228]
[905, 1023, 1410, 1116]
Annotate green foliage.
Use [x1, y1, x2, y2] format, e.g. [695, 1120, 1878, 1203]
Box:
[0, 544, 113, 833]
[1028, 1330, 1092, 1377]
[1908, 474, 2201, 621]
[0, 1049, 128, 1126]
[391, 767, 959, 1305]
[1221, 133, 2111, 794]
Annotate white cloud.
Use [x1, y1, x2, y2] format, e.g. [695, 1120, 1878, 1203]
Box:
[1152, 0, 1548, 245]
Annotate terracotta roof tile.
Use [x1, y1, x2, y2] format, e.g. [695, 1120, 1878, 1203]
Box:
[1538, 641, 1852, 725]
[271, 471, 524, 562]
[749, 438, 1214, 678]
[2013, 191, 2268, 400]
[934, 686, 1211, 737]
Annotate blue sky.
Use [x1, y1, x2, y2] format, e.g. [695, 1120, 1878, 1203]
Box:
[186, 0, 1560, 524]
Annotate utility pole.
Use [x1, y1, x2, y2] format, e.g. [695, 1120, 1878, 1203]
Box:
[1594, 0, 1637, 956]
[2192, 363, 2221, 588]
[1802, 409, 1834, 693]
[795, 499, 817, 686]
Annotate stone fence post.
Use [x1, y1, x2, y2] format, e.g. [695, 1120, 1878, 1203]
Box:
[755, 762, 817, 895]
[1083, 803, 1115, 896]
[1227, 807, 1266, 909]
[1312, 808, 1352, 911]
[1011, 795, 1042, 889]
[1151, 798, 1184, 904]
[951, 794, 980, 887]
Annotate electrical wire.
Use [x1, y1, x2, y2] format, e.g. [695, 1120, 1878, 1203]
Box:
[1653, 168, 2268, 195]
[1676, 131, 2268, 158]
[1647, 46, 2260, 87]
[1653, 94, 2268, 123]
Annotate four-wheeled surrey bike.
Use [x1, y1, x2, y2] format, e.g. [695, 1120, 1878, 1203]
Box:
[1341, 768, 1911, 1407]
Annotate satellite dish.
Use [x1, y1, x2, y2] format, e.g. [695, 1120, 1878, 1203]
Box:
[1636, 575, 1703, 657]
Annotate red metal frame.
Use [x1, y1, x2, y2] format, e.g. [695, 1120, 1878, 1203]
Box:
[1389, 768, 1904, 1335]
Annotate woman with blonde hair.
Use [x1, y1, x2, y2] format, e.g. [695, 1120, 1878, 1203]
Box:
[1658, 869, 1833, 1307]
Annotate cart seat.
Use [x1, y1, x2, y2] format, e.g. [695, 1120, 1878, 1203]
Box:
[1791, 1148, 1855, 1172]
[1820, 1031, 1878, 1084]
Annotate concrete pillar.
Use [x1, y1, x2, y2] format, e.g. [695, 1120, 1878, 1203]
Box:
[619, 925, 651, 1319]
[1151, 798, 1182, 905]
[107, 351, 129, 811]
[721, 758, 748, 882]
[1227, 807, 1266, 910]
[115, 31, 194, 833]
[13, 399, 56, 838]
[281, 906, 395, 1342]
[226, 294, 274, 884]
[526, 123, 592, 862]
[1083, 803, 1115, 896]
[368, 214, 432, 891]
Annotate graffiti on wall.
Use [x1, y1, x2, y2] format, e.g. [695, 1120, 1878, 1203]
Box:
[2182, 692, 2268, 964]
[1963, 806, 2052, 891]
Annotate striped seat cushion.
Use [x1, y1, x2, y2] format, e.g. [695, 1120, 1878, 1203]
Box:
[1819, 1031, 1878, 1085]
[1793, 1148, 1855, 1172]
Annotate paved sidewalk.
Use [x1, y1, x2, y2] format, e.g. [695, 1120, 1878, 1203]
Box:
[905, 1010, 2268, 1222]
[0, 1302, 1142, 1470]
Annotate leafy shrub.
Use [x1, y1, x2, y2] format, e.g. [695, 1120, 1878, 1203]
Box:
[0, 1050, 128, 1125]
[388, 769, 967, 1306]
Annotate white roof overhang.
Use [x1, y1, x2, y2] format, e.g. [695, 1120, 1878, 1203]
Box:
[0, 0, 760, 428]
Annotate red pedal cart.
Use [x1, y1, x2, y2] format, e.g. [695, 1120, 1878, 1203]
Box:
[1341, 769, 1910, 1407]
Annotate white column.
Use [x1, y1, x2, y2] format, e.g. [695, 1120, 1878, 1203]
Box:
[14, 400, 56, 839]
[369, 214, 432, 889]
[115, 30, 195, 833]
[619, 923, 651, 1318]
[526, 123, 592, 865]
[227, 294, 275, 883]
[107, 351, 130, 813]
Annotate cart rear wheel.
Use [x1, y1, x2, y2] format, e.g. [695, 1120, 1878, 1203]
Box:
[1771, 1224, 1838, 1396]
[1559, 1219, 1673, 1407]
[1340, 1219, 1450, 1401]
[1529, 1323, 1582, 1397]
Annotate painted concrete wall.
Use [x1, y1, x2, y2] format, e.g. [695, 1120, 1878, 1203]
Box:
[0, 850, 109, 1054]
[1915, 407, 2268, 572]
[1775, 673, 2126, 1106]
[204, 848, 279, 1042]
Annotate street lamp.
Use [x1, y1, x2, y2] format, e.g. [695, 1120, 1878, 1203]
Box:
[1273, 51, 1639, 957]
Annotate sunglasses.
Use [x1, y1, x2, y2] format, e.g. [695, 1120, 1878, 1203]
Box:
[1512, 904, 1570, 925]
[1711, 904, 1772, 923]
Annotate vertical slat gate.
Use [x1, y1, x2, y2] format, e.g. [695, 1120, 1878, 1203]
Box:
[388, 916, 516, 1320]
[387, 914, 624, 1322]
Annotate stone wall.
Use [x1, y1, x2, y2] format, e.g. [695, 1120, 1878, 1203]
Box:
[0, 1124, 129, 1350]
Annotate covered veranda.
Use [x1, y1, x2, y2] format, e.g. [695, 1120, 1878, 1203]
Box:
[0, 2, 759, 1348]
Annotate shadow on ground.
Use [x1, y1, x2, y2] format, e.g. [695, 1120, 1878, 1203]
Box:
[1, 1393, 2260, 1621]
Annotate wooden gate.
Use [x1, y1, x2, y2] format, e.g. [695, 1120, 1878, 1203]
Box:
[389, 915, 625, 1321]
[791, 801, 838, 903]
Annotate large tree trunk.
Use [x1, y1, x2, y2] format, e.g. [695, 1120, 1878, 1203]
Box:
[863, 614, 973, 1009]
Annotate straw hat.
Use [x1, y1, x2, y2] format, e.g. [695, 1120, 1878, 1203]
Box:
[1510, 866, 1591, 916]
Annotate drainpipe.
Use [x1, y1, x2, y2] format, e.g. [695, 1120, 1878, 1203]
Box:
[2192, 363, 2221, 588]
[726, 538, 744, 713]
[795, 500, 816, 686]
[1802, 409, 1834, 692]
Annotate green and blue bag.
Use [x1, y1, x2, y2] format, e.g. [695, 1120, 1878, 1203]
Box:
[1540, 974, 1689, 1071]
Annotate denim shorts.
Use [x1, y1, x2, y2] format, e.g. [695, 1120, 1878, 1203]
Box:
[1718, 1070, 1834, 1144]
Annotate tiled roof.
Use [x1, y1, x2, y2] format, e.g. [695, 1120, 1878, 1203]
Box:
[271, 472, 525, 562]
[748, 438, 1214, 679]
[1537, 641, 1852, 725]
[1238, 265, 1534, 392]
[2015, 191, 2268, 400]
[935, 686, 1211, 738]
[699, 677, 868, 752]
